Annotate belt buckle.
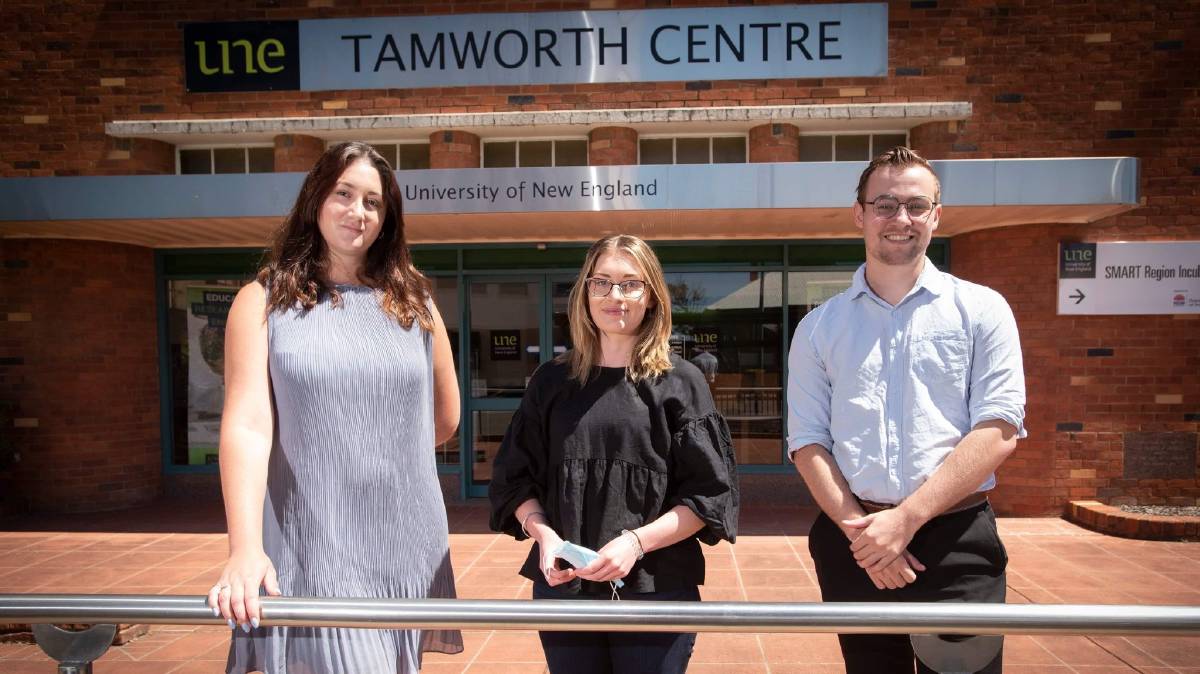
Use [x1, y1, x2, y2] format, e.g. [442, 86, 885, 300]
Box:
[857, 498, 895, 514]
[947, 492, 987, 514]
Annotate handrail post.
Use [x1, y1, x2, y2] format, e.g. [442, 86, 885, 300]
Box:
[911, 633, 1004, 673]
[31, 623, 118, 674]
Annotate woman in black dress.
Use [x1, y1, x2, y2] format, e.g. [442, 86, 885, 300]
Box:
[489, 234, 739, 674]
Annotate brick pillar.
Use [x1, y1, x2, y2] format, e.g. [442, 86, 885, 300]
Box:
[429, 130, 480, 169]
[129, 139, 175, 174]
[909, 120, 963, 157]
[588, 127, 638, 165]
[274, 134, 326, 171]
[748, 123, 799, 162]
[99, 138, 175, 175]
[0, 239, 161, 514]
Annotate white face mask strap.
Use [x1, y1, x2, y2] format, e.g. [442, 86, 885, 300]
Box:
[609, 581, 620, 600]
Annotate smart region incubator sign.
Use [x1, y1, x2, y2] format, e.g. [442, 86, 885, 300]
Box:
[183, 3, 886, 92]
[1058, 241, 1200, 315]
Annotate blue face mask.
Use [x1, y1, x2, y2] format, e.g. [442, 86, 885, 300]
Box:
[552, 540, 624, 589]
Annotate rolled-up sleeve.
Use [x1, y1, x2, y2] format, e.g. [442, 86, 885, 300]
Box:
[487, 388, 546, 540]
[787, 313, 834, 459]
[666, 411, 739, 545]
[968, 291, 1027, 438]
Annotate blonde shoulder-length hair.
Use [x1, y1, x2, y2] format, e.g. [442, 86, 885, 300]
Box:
[563, 234, 673, 384]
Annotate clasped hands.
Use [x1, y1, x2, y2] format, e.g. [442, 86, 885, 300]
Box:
[842, 507, 927, 591]
[537, 529, 640, 587]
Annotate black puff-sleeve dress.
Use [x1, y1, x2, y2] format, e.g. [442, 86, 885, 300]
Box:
[488, 354, 739, 596]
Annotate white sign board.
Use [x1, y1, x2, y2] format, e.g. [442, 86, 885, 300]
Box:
[299, 4, 888, 90]
[1057, 241, 1200, 315]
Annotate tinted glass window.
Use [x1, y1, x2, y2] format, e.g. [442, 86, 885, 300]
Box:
[639, 138, 674, 165]
[483, 141, 517, 168]
[213, 148, 245, 174]
[798, 136, 833, 162]
[712, 136, 746, 163]
[675, 137, 709, 164]
[179, 149, 212, 174]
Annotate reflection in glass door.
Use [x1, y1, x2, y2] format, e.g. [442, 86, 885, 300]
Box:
[550, 276, 574, 359]
[464, 278, 544, 494]
[431, 277, 461, 468]
[666, 271, 785, 466]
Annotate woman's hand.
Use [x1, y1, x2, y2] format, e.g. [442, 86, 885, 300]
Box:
[533, 527, 576, 587]
[575, 532, 640, 583]
[207, 548, 281, 632]
[514, 502, 575, 587]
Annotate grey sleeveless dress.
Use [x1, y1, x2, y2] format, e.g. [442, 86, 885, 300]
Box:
[227, 284, 463, 673]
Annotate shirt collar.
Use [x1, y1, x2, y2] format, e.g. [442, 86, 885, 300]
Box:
[914, 257, 948, 297]
[850, 256, 946, 304]
[849, 265, 872, 300]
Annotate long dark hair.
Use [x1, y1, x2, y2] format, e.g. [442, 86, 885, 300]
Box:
[257, 141, 432, 331]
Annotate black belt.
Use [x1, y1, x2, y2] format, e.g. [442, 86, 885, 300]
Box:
[857, 491, 988, 516]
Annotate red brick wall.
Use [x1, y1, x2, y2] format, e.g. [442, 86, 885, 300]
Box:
[0, 240, 161, 513]
[589, 127, 639, 166]
[749, 123, 800, 163]
[429, 130, 480, 169]
[3, 1, 1196, 176]
[951, 223, 1200, 516]
[274, 134, 326, 172]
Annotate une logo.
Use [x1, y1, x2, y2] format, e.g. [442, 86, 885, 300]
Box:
[494, 335, 518, 346]
[193, 38, 286, 75]
[1063, 248, 1093, 262]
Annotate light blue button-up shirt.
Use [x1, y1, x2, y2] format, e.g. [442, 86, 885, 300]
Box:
[787, 259, 1026, 504]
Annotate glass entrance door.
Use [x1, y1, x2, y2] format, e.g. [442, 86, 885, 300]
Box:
[463, 276, 546, 496]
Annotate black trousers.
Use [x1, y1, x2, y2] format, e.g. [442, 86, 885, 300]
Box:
[808, 502, 1008, 674]
[533, 581, 700, 674]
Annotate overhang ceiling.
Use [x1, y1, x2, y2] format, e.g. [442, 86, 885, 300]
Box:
[0, 203, 1138, 248]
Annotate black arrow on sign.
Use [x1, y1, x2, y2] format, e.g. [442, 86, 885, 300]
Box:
[1069, 289, 1086, 304]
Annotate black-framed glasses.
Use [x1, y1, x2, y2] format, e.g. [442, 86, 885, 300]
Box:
[861, 195, 938, 220]
[585, 278, 647, 299]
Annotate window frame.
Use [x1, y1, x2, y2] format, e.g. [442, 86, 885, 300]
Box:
[350, 140, 433, 171]
[636, 133, 749, 165]
[175, 144, 276, 175]
[480, 136, 590, 168]
[154, 240, 950, 481]
[795, 131, 911, 162]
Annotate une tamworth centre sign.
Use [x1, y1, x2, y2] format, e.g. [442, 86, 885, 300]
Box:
[183, 3, 887, 92]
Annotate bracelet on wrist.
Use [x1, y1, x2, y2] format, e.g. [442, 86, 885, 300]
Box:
[520, 511, 547, 537]
[620, 528, 645, 560]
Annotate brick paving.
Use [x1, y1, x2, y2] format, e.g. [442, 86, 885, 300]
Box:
[2, 502, 1199, 673]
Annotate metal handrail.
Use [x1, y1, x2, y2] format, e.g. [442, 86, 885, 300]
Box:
[4, 594, 1200, 636]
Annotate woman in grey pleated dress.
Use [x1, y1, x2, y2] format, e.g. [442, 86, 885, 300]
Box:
[207, 141, 463, 673]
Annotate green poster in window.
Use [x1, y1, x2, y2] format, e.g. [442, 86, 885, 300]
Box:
[185, 286, 237, 465]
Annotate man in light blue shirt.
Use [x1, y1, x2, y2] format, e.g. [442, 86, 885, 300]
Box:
[788, 147, 1025, 674]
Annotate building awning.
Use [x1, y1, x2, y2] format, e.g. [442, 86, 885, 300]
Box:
[0, 157, 1138, 247]
[105, 103, 972, 144]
